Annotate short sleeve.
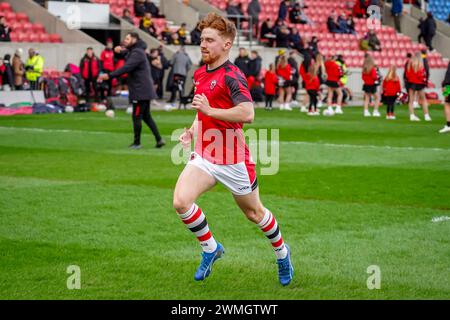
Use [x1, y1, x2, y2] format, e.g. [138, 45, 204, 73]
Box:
[225, 70, 253, 106]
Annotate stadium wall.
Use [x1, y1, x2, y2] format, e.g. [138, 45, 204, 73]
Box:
[160, 0, 200, 30]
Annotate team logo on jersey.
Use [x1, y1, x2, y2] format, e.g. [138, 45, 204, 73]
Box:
[210, 80, 217, 90]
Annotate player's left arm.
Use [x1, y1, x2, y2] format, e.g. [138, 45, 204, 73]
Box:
[192, 94, 254, 123]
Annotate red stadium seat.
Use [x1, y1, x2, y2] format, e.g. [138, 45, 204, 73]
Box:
[39, 33, 51, 42]
[33, 23, 46, 33]
[0, 2, 12, 12]
[29, 33, 40, 43]
[15, 12, 29, 23]
[17, 32, 30, 42]
[49, 34, 62, 43]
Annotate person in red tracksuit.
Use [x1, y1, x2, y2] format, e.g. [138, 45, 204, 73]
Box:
[362, 54, 381, 117]
[324, 55, 343, 114]
[264, 63, 278, 110]
[100, 38, 115, 99]
[80, 47, 102, 102]
[405, 52, 431, 121]
[304, 63, 320, 115]
[276, 55, 293, 110]
[382, 65, 401, 120]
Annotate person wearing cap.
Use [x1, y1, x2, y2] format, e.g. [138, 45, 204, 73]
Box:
[100, 39, 115, 99]
[13, 49, 25, 90]
[25, 48, 44, 90]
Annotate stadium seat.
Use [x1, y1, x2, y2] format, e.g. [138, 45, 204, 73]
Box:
[49, 34, 62, 43]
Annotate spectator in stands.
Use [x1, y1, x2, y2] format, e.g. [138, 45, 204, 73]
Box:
[276, 25, 291, 48]
[0, 55, 13, 91]
[417, 17, 426, 44]
[289, 3, 311, 25]
[276, 54, 293, 110]
[327, 11, 341, 33]
[247, 0, 261, 38]
[169, 32, 181, 45]
[391, 0, 403, 32]
[366, 30, 381, 51]
[140, 12, 157, 38]
[337, 14, 349, 33]
[353, 0, 368, 18]
[80, 47, 101, 102]
[167, 46, 192, 104]
[264, 63, 277, 110]
[122, 9, 135, 26]
[278, 0, 290, 22]
[161, 22, 173, 44]
[134, 0, 147, 18]
[25, 48, 44, 91]
[289, 28, 304, 53]
[100, 38, 115, 99]
[423, 12, 437, 51]
[13, 49, 25, 90]
[248, 50, 262, 79]
[0, 16, 11, 42]
[226, 0, 245, 28]
[362, 54, 381, 117]
[447, 14, 450, 25]
[405, 52, 431, 121]
[260, 19, 276, 47]
[234, 48, 250, 76]
[177, 23, 188, 45]
[145, 0, 163, 18]
[346, 15, 357, 35]
[190, 23, 201, 46]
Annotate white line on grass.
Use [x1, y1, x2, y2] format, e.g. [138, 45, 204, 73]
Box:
[1, 126, 449, 152]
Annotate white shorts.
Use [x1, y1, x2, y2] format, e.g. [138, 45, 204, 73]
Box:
[187, 152, 258, 196]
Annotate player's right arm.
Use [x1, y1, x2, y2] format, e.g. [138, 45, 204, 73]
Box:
[179, 114, 198, 148]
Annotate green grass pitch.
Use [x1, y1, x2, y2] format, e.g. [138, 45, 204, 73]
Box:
[0, 105, 449, 299]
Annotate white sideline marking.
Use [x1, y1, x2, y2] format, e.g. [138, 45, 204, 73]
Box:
[280, 141, 449, 152]
[0, 126, 111, 135]
[1, 126, 449, 152]
[431, 216, 450, 223]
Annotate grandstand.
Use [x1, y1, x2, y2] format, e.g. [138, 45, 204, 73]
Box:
[0, 0, 449, 105]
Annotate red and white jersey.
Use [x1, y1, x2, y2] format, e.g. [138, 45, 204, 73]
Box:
[193, 60, 254, 165]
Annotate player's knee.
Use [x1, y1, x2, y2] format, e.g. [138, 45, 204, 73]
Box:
[244, 207, 265, 223]
[173, 195, 192, 214]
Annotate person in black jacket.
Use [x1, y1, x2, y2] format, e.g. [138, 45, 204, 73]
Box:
[98, 32, 165, 149]
[247, 50, 261, 78]
[1, 54, 14, 90]
[423, 12, 437, 51]
[439, 62, 450, 133]
[234, 48, 250, 76]
[0, 16, 11, 42]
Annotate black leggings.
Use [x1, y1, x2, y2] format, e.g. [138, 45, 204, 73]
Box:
[384, 95, 396, 114]
[307, 90, 318, 111]
[132, 100, 162, 145]
[265, 94, 274, 108]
